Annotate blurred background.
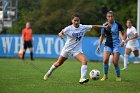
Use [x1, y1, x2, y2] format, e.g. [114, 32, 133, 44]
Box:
[0, 0, 139, 61]
[0, 0, 138, 36]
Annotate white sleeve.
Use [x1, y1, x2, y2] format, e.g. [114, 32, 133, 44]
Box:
[62, 26, 70, 35]
[132, 27, 137, 34]
[82, 25, 93, 32]
[61, 26, 73, 37]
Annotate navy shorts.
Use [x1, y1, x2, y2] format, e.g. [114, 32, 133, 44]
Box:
[24, 41, 33, 49]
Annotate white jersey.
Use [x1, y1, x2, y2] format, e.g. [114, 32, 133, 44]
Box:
[126, 26, 139, 47]
[61, 24, 92, 52]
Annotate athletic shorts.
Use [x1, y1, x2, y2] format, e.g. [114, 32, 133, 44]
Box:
[126, 44, 139, 51]
[24, 41, 33, 49]
[104, 45, 120, 53]
[60, 50, 83, 58]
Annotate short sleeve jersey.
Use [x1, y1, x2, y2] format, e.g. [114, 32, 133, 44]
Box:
[101, 21, 124, 48]
[126, 26, 139, 45]
[62, 24, 92, 52]
[22, 28, 32, 41]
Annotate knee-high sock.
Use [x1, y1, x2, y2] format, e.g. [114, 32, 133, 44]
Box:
[103, 63, 109, 76]
[115, 66, 120, 77]
[124, 54, 129, 69]
[81, 65, 87, 79]
[47, 65, 57, 74]
[22, 51, 25, 59]
[30, 52, 33, 60]
[109, 55, 113, 66]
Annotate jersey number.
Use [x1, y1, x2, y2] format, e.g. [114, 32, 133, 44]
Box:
[76, 36, 82, 41]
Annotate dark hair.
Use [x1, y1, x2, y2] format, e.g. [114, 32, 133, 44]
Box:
[126, 19, 133, 24]
[69, 13, 80, 25]
[106, 11, 114, 16]
[71, 13, 80, 19]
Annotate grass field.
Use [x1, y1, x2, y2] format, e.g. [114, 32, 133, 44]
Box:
[0, 58, 140, 93]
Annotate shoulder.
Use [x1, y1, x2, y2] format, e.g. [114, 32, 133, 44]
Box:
[131, 26, 136, 30]
[115, 21, 124, 30]
[64, 25, 72, 30]
[22, 28, 26, 32]
[131, 26, 137, 32]
[62, 25, 72, 33]
[29, 28, 32, 31]
[102, 22, 108, 26]
[114, 21, 122, 26]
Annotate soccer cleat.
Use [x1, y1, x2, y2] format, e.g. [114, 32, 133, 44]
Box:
[43, 72, 51, 80]
[79, 78, 89, 84]
[116, 77, 121, 81]
[101, 75, 108, 81]
[121, 68, 127, 71]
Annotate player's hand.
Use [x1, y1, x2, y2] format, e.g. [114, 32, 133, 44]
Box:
[120, 41, 125, 47]
[58, 32, 64, 39]
[96, 45, 100, 52]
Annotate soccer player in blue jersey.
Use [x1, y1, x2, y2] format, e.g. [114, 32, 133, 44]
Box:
[96, 11, 126, 81]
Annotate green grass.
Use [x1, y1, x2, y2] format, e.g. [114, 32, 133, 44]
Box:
[0, 58, 140, 93]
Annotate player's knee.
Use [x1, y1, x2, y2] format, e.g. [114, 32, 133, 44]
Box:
[54, 61, 64, 67]
[81, 60, 88, 65]
[103, 59, 108, 64]
[113, 62, 119, 66]
[54, 62, 61, 67]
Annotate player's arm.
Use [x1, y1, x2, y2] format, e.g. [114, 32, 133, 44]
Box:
[92, 25, 109, 29]
[96, 34, 104, 52]
[58, 30, 64, 39]
[119, 31, 127, 46]
[126, 33, 138, 41]
[117, 23, 127, 46]
[126, 28, 138, 42]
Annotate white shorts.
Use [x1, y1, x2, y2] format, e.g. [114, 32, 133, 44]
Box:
[60, 50, 83, 58]
[126, 43, 139, 51]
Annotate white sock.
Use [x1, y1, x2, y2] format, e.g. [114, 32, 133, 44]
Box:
[119, 55, 124, 62]
[81, 65, 87, 79]
[47, 64, 57, 74]
[124, 54, 129, 69]
[109, 55, 113, 66]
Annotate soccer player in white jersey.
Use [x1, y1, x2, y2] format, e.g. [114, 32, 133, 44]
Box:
[43, 13, 108, 84]
[121, 19, 140, 70]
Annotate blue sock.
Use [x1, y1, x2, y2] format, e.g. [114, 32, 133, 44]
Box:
[103, 63, 109, 76]
[115, 66, 120, 77]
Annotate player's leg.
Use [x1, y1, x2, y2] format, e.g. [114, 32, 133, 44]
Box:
[133, 49, 140, 64]
[22, 41, 27, 60]
[109, 54, 113, 66]
[29, 41, 33, 60]
[122, 48, 131, 70]
[75, 53, 89, 84]
[44, 55, 67, 80]
[101, 51, 111, 81]
[112, 52, 121, 81]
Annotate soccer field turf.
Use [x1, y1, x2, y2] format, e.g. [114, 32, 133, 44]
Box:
[0, 58, 140, 93]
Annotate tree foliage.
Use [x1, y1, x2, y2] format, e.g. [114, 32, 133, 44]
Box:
[6, 0, 137, 36]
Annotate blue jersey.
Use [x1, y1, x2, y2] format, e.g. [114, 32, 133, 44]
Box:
[101, 21, 124, 49]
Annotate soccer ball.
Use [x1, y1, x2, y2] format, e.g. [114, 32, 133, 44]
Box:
[89, 69, 100, 80]
[18, 49, 23, 58]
